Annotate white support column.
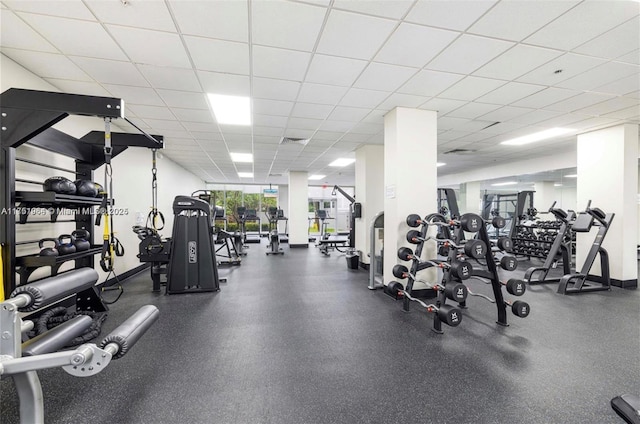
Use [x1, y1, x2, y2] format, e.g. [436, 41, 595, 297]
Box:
[384, 108, 437, 287]
[278, 185, 289, 235]
[534, 181, 556, 212]
[355, 145, 384, 264]
[463, 181, 481, 214]
[288, 171, 309, 247]
[576, 124, 638, 287]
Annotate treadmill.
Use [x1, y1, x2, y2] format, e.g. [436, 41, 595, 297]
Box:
[244, 208, 261, 244]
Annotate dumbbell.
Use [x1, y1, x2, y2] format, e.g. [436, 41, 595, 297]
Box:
[502, 278, 526, 296]
[71, 229, 90, 252]
[500, 255, 517, 271]
[406, 214, 425, 228]
[39, 238, 59, 256]
[492, 216, 506, 229]
[387, 278, 468, 303]
[57, 234, 77, 255]
[406, 231, 487, 260]
[387, 282, 462, 327]
[467, 289, 530, 318]
[497, 237, 513, 252]
[394, 252, 472, 281]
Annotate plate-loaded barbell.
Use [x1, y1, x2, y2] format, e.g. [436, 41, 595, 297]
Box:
[393, 253, 472, 281]
[386, 281, 463, 327]
[386, 275, 468, 303]
[466, 289, 530, 318]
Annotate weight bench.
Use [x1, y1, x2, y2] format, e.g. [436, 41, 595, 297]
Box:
[318, 235, 350, 256]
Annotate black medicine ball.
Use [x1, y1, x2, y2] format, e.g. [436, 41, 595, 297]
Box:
[43, 176, 76, 195]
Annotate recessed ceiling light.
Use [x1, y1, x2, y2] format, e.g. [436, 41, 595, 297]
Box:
[207, 93, 251, 126]
[501, 128, 574, 146]
[436, 162, 446, 167]
[329, 158, 355, 167]
[238, 172, 254, 178]
[564, 174, 577, 178]
[491, 181, 518, 186]
[554, 183, 563, 187]
[230, 152, 253, 163]
[308, 174, 326, 180]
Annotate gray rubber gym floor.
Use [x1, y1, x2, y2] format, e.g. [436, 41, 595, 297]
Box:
[2, 241, 639, 424]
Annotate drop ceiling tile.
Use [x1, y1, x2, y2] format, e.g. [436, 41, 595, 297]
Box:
[305, 54, 368, 87]
[509, 109, 565, 125]
[468, 1, 579, 41]
[284, 128, 316, 138]
[602, 105, 640, 120]
[172, 108, 215, 123]
[254, 126, 285, 137]
[575, 17, 639, 59]
[252, 99, 294, 117]
[18, 13, 127, 60]
[452, 132, 494, 143]
[252, 0, 325, 51]
[253, 114, 289, 128]
[377, 93, 431, 110]
[142, 118, 186, 131]
[70, 57, 149, 86]
[438, 76, 506, 101]
[427, 34, 514, 75]
[320, 120, 355, 132]
[524, 1, 639, 51]
[254, 136, 281, 144]
[539, 113, 597, 128]
[407, 0, 496, 30]
[419, 98, 467, 115]
[361, 109, 388, 124]
[253, 77, 301, 101]
[298, 83, 348, 105]
[1, 48, 91, 81]
[375, 23, 459, 68]
[291, 103, 334, 120]
[354, 62, 416, 92]
[157, 89, 208, 109]
[327, 106, 370, 122]
[86, 0, 175, 31]
[438, 130, 472, 141]
[170, 0, 248, 42]
[220, 125, 252, 135]
[198, 71, 250, 96]
[437, 116, 473, 130]
[571, 116, 623, 132]
[446, 102, 502, 119]
[350, 122, 383, 135]
[103, 84, 164, 106]
[616, 49, 640, 65]
[555, 61, 639, 91]
[126, 104, 176, 120]
[138, 65, 201, 92]
[252, 45, 311, 81]
[316, 10, 396, 60]
[545, 92, 616, 113]
[573, 97, 640, 117]
[474, 45, 563, 81]
[185, 122, 221, 132]
[223, 134, 253, 144]
[184, 36, 249, 75]
[625, 90, 640, 99]
[592, 74, 640, 96]
[4, 0, 94, 18]
[398, 70, 464, 97]
[478, 106, 535, 122]
[516, 53, 607, 86]
[333, 0, 412, 19]
[107, 25, 191, 68]
[287, 117, 323, 130]
[511, 87, 581, 109]
[476, 82, 546, 105]
[153, 129, 191, 139]
[339, 88, 389, 108]
[314, 131, 346, 141]
[0, 11, 57, 52]
[339, 132, 371, 143]
[44, 79, 111, 97]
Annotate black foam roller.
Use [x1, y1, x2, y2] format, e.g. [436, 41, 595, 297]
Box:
[22, 315, 93, 356]
[10, 268, 98, 312]
[99, 305, 159, 359]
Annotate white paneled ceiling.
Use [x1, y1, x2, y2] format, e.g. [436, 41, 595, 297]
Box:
[1, 0, 638, 186]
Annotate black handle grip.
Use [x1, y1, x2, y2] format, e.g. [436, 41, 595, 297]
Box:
[38, 238, 60, 249]
[10, 268, 99, 312]
[99, 305, 159, 359]
[21, 315, 93, 356]
[58, 234, 75, 244]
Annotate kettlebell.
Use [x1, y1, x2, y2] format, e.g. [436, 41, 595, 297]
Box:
[57, 234, 77, 255]
[71, 229, 91, 252]
[39, 238, 60, 257]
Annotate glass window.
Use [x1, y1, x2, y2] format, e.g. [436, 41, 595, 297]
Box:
[225, 190, 242, 231]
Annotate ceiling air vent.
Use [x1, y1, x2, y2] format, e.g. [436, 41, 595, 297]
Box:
[269, 173, 283, 177]
[443, 148, 477, 155]
[280, 137, 309, 146]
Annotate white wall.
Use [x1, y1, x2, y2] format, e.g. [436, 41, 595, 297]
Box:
[2, 53, 204, 285]
[288, 171, 308, 245]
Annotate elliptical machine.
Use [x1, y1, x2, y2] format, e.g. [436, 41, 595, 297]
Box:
[266, 206, 285, 255]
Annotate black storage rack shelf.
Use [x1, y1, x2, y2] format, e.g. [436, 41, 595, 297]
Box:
[16, 246, 103, 268]
[512, 238, 553, 243]
[16, 191, 105, 206]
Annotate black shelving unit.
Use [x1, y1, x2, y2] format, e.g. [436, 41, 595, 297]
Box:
[1, 88, 163, 311]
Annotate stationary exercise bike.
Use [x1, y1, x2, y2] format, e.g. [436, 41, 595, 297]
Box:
[266, 207, 285, 255]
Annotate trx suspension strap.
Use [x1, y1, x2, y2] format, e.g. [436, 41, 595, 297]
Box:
[146, 149, 165, 231]
[97, 118, 123, 304]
